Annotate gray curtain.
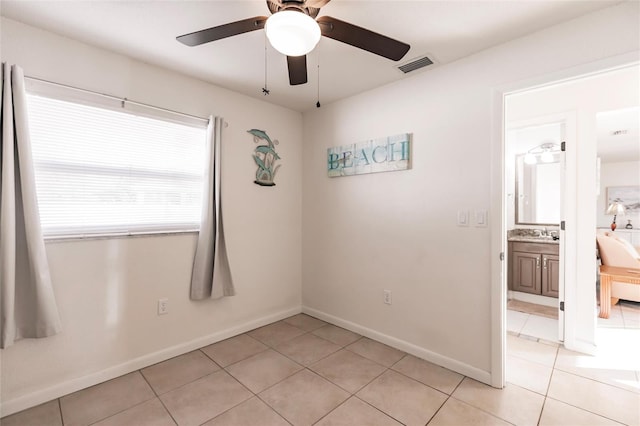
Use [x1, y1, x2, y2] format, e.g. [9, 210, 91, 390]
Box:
[190, 116, 235, 300]
[1, 63, 62, 348]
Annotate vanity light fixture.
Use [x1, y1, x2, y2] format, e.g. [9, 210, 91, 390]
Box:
[523, 142, 560, 165]
[606, 202, 626, 231]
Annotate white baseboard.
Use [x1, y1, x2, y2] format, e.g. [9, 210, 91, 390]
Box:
[508, 291, 558, 308]
[0, 306, 301, 417]
[302, 306, 492, 386]
[564, 338, 597, 356]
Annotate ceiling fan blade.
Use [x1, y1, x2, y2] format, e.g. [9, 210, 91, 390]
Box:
[317, 16, 410, 61]
[305, 0, 331, 8]
[287, 55, 308, 85]
[177, 16, 268, 46]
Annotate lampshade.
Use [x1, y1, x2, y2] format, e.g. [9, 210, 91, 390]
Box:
[265, 11, 321, 56]
[606, 202, 626, 216]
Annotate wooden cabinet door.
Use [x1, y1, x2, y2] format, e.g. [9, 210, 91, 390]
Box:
[512, 251, 541, 295]
[542, 254, 560, 298]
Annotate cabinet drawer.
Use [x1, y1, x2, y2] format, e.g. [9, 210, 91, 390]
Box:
[510, 241, 559, 256]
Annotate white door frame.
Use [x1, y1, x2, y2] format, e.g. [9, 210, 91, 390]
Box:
[489, 51, 639, 387]
[504, 114, 571, 342]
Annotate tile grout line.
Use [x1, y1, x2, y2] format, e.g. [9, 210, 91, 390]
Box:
[349, 395, 405, 425]
[336, 361, 407, 426]
[310, 396, 354, 426]
[139, 358, 223, 400]
[245, 319, 414, 425]
[423, 393, 449, 425]
[247, 318, 360, 424]
[193, 371, 260, 426]
[547, 340, 638, 425]
[74, 372, 157, 426]
[536, 342, 560, 422]
[198, 343, 302, 426]
[56, 398, 63, 425]
[439, 382, 518, 426]
[253, 394, 294, 426]
[541, 394, 630, 425]
[205, 344, 270, 370]
[554, 366, 640, 394]
[235, 322, 359, 397]
[353, 353, 458, 426]
[85, 394, 156, 426]
[135, 366, 181, 426]
[139, 367, 161, 398]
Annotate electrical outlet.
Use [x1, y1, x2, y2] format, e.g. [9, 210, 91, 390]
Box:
[383, 290, 392, 305]
[158, 298, 168, 315]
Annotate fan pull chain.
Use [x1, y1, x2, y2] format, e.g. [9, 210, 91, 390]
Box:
[262, 34, 270, 96]
[316, 45, 321, 108]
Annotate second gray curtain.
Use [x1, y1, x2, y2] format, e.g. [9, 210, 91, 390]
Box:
[190, 116, 234, 300]
[1, 63, 62, 348]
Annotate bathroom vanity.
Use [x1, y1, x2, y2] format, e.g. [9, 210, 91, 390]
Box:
[508, 238, 560, 298]
[508, 149, 561, 299]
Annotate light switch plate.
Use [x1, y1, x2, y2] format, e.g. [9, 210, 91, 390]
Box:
[457, 210, 469, 226]
[475, 210, 488, 227]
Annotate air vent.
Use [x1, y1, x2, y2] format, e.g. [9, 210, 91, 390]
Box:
[612, 129, 628, 136]
[397, 56, 433, 74]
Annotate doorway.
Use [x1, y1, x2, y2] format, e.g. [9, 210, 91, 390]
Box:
[490, 53, 640, 388]
[503, 115, 566, 344]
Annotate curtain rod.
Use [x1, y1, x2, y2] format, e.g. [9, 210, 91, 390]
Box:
[25, 75, 213, 126]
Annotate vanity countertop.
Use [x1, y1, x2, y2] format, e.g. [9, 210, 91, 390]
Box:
[507, 236, 559, 244]
[507, 228, 559, 244]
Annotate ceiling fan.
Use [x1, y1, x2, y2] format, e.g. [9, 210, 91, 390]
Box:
[177, 0, 411, 86]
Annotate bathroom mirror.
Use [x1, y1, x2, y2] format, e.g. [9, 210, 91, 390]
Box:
[515, 154, 561, 225]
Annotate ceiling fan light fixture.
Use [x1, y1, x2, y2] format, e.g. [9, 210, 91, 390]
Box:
[265, 10, 321, 56]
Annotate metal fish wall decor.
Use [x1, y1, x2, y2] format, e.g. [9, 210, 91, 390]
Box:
[248, 129, 281, 187]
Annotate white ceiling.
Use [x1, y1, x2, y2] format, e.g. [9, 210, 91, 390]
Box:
[507, 106, 639, 164]
[0, 0, 621, 112]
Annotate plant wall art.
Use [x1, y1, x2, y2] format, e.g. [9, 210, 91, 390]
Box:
[248, 129, 281, 187]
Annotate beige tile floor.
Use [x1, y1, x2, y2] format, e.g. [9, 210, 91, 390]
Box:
[3, 313, 639, 426]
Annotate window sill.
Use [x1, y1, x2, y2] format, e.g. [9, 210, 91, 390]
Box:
[44, 229, 199, 243]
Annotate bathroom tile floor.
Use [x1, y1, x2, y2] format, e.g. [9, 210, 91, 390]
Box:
[3, 313, 640, 426]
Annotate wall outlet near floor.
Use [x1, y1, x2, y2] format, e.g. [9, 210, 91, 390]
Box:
[383, 290, 392, 305]
[158, 298, 169, 315]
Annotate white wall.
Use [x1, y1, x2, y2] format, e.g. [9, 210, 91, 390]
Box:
[0, 18, 303, 415]
[597, 161, 640, 229]
[301, 1, 639, 379]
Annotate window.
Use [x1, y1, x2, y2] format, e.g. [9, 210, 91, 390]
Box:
[26, 88, 207, 237]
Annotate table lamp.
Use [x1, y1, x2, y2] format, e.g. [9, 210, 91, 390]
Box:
[605, 202, 626, 231]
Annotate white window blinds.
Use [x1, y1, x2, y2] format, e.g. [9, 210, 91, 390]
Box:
[26, 92, 207, 237]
